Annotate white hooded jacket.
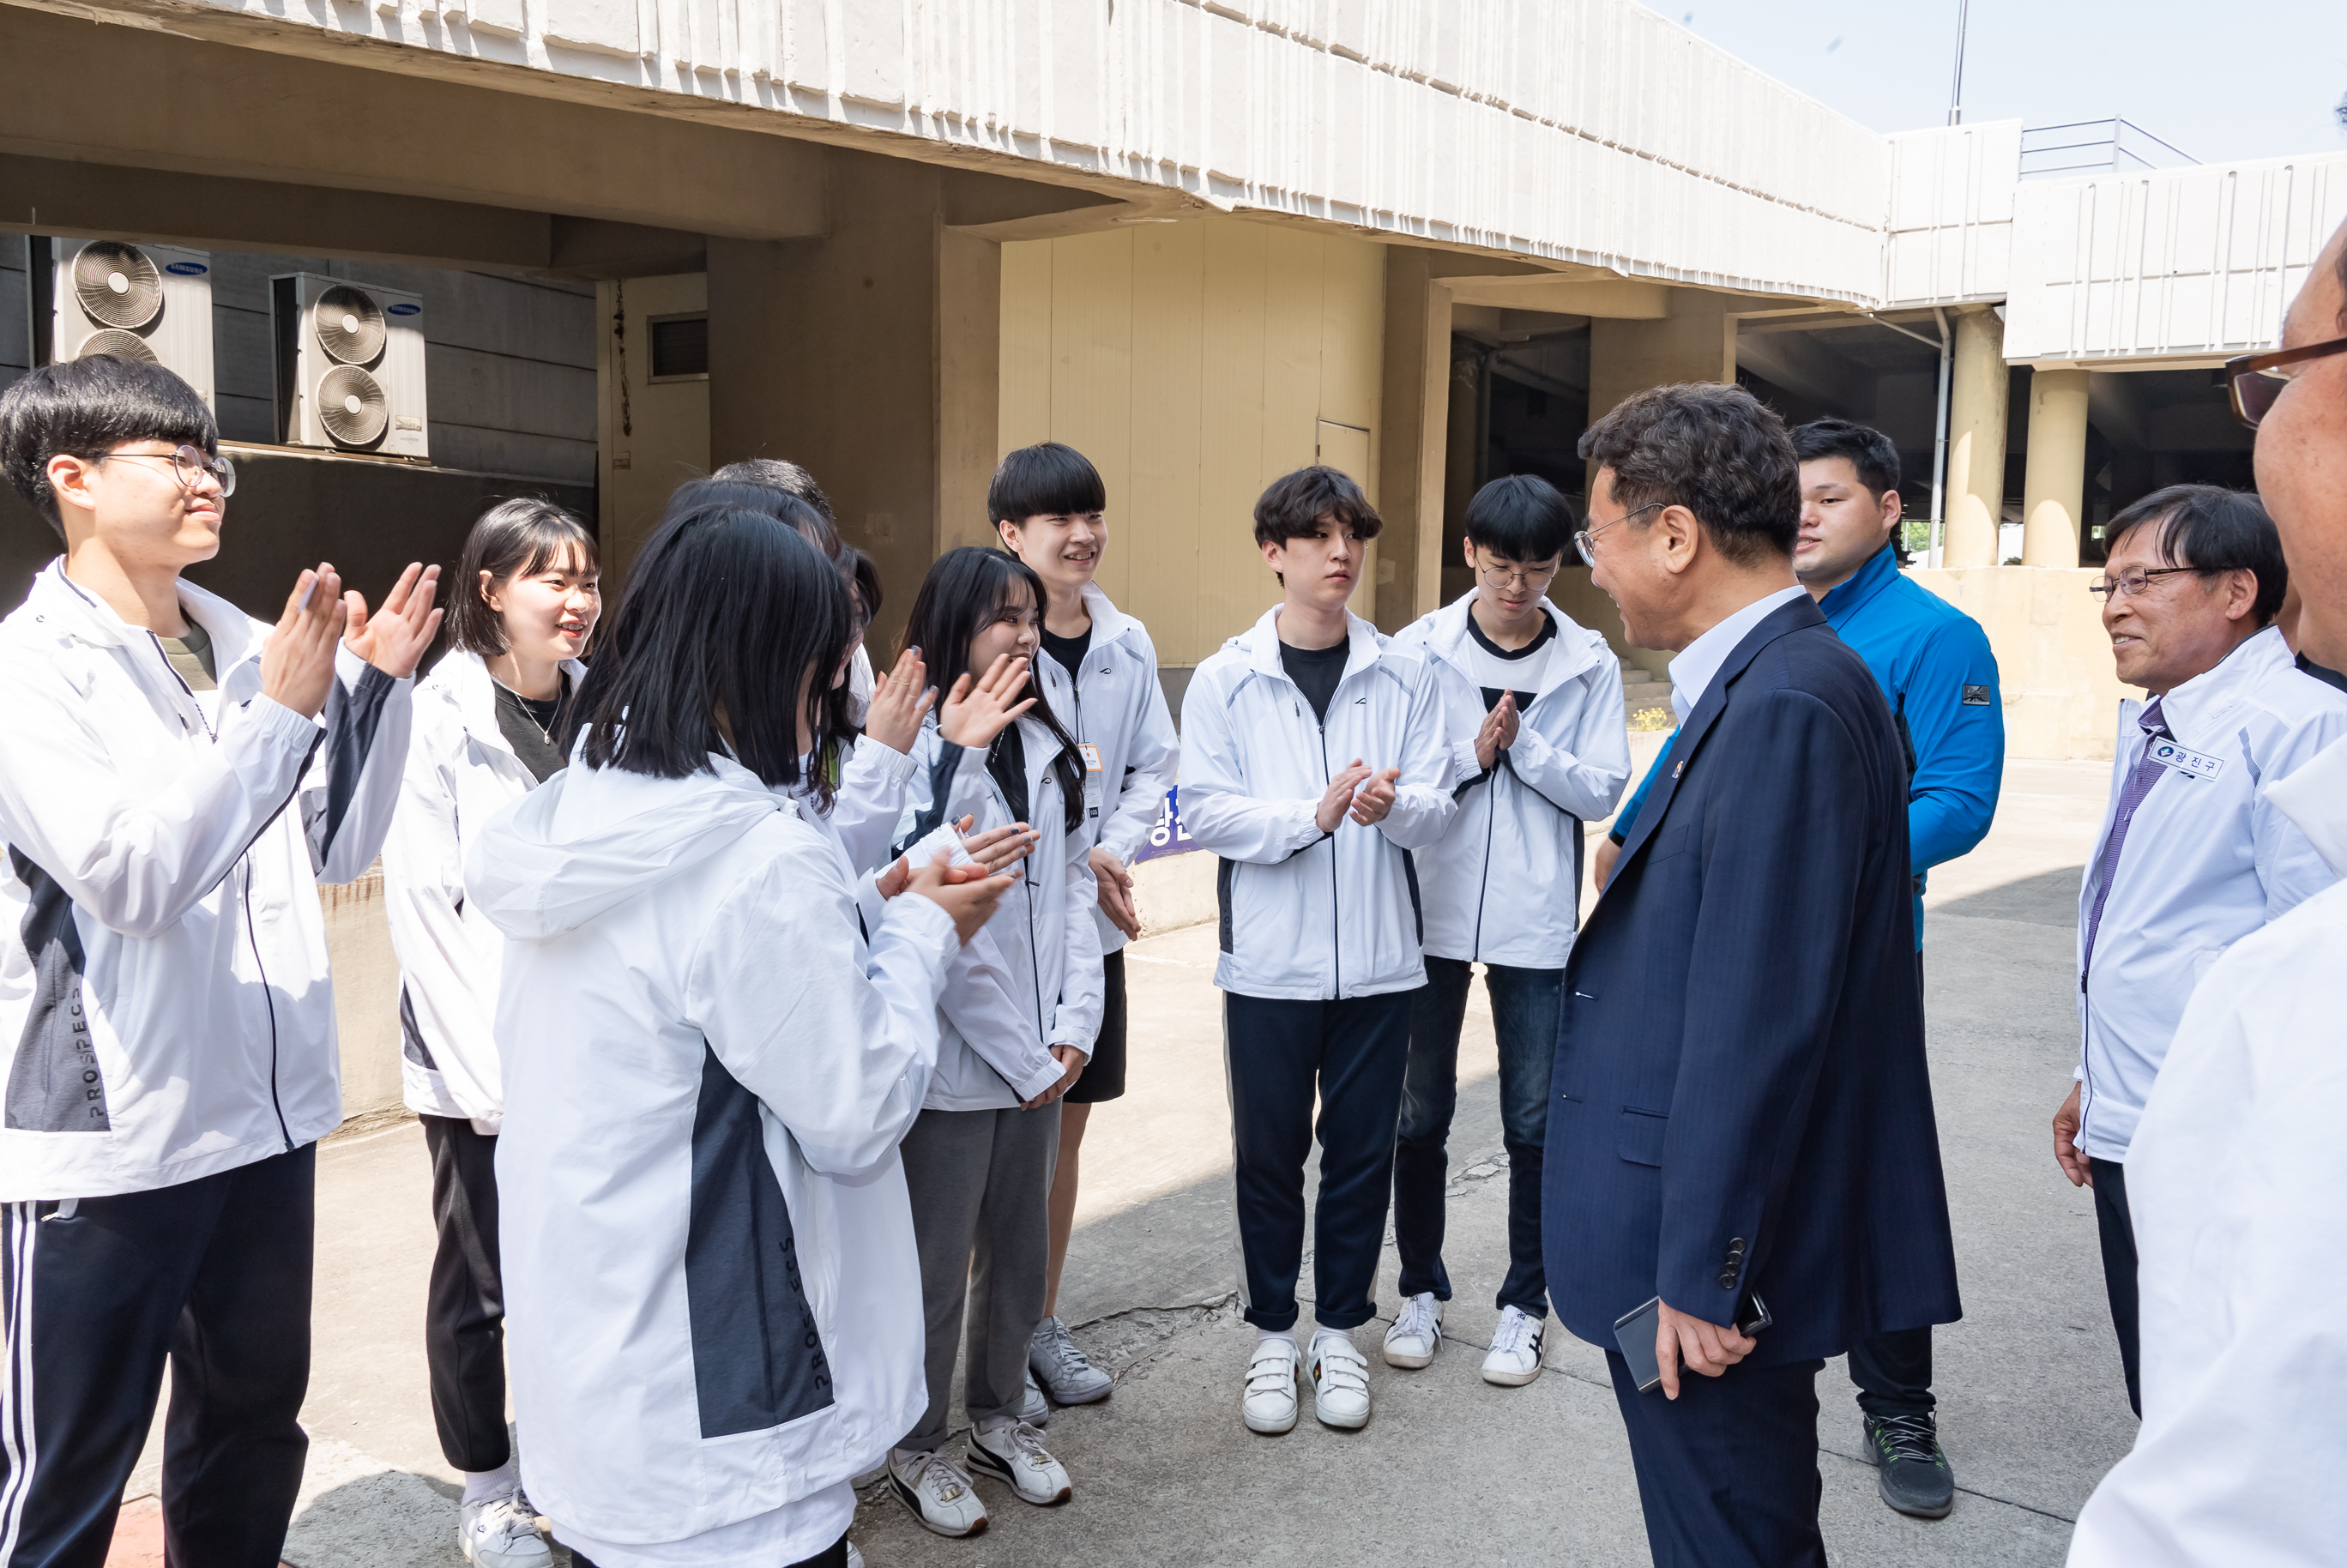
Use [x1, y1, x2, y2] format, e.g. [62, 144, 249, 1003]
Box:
[0, 562, 410, 1199]
[1029, 583, 1180, 953]
[1390, 592, 1631, 968]
[2066, 733, 2347, 1568]
[379, 648, 586, 1134]
[892, 714, 1104, 1109]
[468, 752, 956, 1547]
[1179, 606, 1457, 1001]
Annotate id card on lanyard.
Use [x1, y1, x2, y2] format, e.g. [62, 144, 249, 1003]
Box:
[1078, 743, 1104, 820]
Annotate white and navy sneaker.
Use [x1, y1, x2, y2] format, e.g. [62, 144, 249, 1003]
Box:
[1481, 1304, 1546, 1387]
[1383, 1292, 1444, 1369]
[889, 1447, 989, 1537]
[1018, 1367, 1052, 1426]
[1242, 1336, 1300, 1434]
[1308, 1332, 1373, 1430]
[459, 1487, 552, 1566]
[1029, 1315, 1113, 1404]
[967, 1419, 1072, 1506]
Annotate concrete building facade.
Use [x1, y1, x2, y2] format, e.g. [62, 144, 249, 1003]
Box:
[5, 0, 2345, 1113]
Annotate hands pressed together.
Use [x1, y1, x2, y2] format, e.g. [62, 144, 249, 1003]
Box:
[1474, 691, 1520, 773]
[261, 561, 443, 719]
[1314, 759, 1403, 835]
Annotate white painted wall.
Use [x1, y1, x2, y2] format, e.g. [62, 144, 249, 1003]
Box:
[2003, 150, 2347, 367]
[1883, 120, 2021, 308]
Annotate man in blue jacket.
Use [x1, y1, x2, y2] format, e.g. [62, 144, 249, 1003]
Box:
[1554, 384, 1962, 1568]
[1592, 419, 2000, 1521]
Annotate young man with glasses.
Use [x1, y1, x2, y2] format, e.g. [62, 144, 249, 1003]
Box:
[1381, 474, 1629, 1388]
[2050, 484, 2347, 1419]
[0, 355, 441, 1563]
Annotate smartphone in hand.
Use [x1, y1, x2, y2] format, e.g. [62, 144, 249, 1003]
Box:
[1613, 1293, 1772, 1395]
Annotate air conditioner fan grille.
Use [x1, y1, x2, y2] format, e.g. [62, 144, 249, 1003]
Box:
[76, 329, 161, 365]
[315, 285, 388, 366]
[317, 365, 389, 448]
[74, 242, 164, 332]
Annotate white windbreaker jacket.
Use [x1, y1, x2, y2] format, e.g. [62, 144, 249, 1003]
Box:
[1180, 606, 1457, 1001]
[468, 753, 956, 1547]
[378, 649, 584, 1134]
[892, 714, 1104, 1109]
[1030, 584, 1180, 953]
[0, 563, 410, 1200]
[1391, 593, 1631, 968]
[2073, 625, 2347, 1161]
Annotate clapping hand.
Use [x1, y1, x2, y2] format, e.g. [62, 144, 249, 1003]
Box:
[1348, 767, 1402, 827]
[261, 564, 349, 718]
[343, 562, 443, 679]
[937, 654, 1037, 749]
[1475, 692, 1519, 771]
[864, 647, 934, 755]
[1315, 760, 1373, 834]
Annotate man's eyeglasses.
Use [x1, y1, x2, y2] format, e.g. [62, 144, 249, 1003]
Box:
[2223, 334, 2347, 429]
[1476, 560, 1560, 592]
[1573, 501, 1662, 568]
[95, 443, 236, 498]
[2088, 565, 2199, 600]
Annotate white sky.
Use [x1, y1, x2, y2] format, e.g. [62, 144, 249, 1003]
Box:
[1672, 1, 2347, 166]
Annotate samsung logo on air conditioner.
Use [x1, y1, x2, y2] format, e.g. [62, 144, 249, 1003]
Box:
[387, 303, 421, 316]
[164, 262, 208, 276]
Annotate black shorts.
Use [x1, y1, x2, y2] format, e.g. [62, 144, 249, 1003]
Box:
[1065, 948, 1128, 1103]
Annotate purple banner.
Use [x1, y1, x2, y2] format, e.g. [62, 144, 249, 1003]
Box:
[1130, 787, 1202, 863]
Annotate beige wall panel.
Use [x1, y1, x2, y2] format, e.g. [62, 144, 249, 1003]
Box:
[1318, 241, 1388, 469]
[1909, 565, 2127, 760]
[1197, 224, 1278, 660]
[1124, 225, 1210, 667]
[596, 272, 709, 591]
[1047, 232, 1137, 610]
[1261, 229, 1329, 488]
[999, 242, 1056, 455]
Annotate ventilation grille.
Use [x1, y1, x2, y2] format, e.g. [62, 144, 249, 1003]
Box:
[75, 329, 160, 364]
[317, 365, 389, 447]
[315, 285, 387, 366]
[73, 242, 165, 332]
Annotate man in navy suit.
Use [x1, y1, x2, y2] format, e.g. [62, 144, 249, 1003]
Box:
[1547, 383, 1961, 1567]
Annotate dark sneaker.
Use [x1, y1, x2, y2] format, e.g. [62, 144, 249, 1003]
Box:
[1863, 1413, 1955, 1518]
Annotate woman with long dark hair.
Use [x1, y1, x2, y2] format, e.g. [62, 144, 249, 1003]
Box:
[381, 497, 600, 1564]
[881, 547, 1102, 1539]
[467, 504, 1009, 1568]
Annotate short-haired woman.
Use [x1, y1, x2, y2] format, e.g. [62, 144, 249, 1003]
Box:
[381, 497, 600, 1565]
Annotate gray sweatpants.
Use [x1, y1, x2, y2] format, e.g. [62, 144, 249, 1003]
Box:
[898, 1102, 1061, 1451]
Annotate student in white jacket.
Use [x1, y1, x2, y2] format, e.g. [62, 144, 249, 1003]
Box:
[470, 501, 1010, 1568]
[1179, 467, 1456, 1437]
[883, 547, 1104, 1541]
[0, 357, 440, 1562]
[379, 498, 600, 1565]
[988, 442, 1180, 1412]
[1382, 475, 1631, 1388]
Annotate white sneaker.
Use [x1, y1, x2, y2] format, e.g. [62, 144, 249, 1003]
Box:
[1241, 1336, 1300, 1434]
[889, 1447, 989, 1538]
[1482, 1304, 1547, 1387]
[1307, 1332, 1373, 1430]
[1029, 1315, 1113, 1404]
[846, 1544, 864, 1568]
[967, 1418, 1072, 1506]
[1383, 1292, 1444, 1369]
[1018, 1367, 1052, 1426]
[459, 1487, 552, 1567]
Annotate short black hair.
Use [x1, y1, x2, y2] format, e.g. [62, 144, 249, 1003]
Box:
[709, 457, 836, 528]
[897, 546, 1084, 835]
[570, 504, 854, 804]
[1463, 474, 1572, 562]
[843, 546, 883, 627]
[1, 357, 218, 540]
[989, 442, 1107, 527]
[449, 498, 599, 657]
[666, 477, 841, 561]
[1792, 418, 1901, 500]
[1578, 383, 1798, 567]
[1252, 466, 1383, 548]
[2105, 484, 2289, 626]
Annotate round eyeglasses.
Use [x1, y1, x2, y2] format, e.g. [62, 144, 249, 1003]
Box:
[1572, 501, 1662, 568]
[96, 443, 236, 498]
[1477, 559, 1561, 592]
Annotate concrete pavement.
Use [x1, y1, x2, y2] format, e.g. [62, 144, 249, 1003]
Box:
[124, 759, 2131, 1565]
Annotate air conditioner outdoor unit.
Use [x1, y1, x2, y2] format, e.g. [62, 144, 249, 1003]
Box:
[45, 238, 217, 408]
[270, 272, 428, 460]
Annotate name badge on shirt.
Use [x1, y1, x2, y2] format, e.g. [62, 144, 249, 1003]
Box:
[1078, 743, 1104, 819]
[2146, 738, 2223, 781]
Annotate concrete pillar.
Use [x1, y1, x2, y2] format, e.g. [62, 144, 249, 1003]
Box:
[2021, 366, 2091, 569]
[1943, 307, 2008, 569]
[1585, 289, 1735, 431]
[1375, 248, 1455, 629]
[706, 148, 1000, 650]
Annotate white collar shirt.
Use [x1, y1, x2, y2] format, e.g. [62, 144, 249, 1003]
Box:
[1667, 584, 1808, 722]
[2073, 624, 2347, 1161]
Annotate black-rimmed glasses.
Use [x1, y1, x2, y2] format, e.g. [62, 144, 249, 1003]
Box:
[2223, 334, 2347, 429]
[1573, 502, 1662, 568]
[95, 443, 237, 498]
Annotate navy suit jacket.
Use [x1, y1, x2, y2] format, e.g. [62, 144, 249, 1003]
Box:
[1543, 594, 1962, 1366]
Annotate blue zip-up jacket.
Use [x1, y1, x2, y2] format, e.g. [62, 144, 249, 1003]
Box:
[1609, 548, 2004, 946]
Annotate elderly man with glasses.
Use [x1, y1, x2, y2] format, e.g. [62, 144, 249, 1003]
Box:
[2049, 483, 2347, 1422]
